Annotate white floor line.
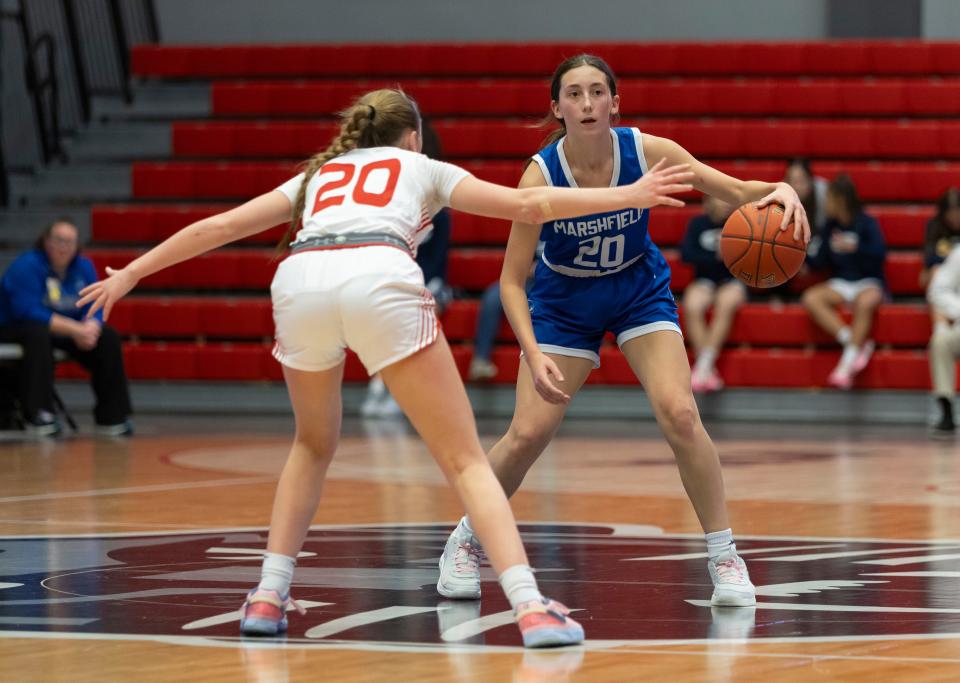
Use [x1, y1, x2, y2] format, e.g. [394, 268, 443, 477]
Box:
[0, 476, 277, 504]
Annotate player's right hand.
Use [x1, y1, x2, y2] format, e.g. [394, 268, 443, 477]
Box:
[527, 352, 571, 404]
[630, 158, 695, 209]
[77, 266, 140, 322]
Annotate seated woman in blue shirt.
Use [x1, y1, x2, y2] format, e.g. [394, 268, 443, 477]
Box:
[801, 174, 887, 390]
[0, 220, 132, 436]
[680, 196, 745, 392]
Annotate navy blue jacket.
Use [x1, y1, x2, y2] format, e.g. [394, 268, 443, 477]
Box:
[807, 212, 886, 283]
[681, 214, 731, 283]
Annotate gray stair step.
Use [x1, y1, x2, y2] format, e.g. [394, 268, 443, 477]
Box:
[92, 83, 211, 122]
[65, 122, 170, 162]
[9, 165, 131, 206]
[0, 210, 92, 249]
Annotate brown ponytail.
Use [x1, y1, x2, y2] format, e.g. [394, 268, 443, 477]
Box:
[275, 89, 421, 255]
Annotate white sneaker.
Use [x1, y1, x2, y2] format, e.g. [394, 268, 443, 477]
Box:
[708, 547, 756, 607]
[437, 523, 482, 599]
[360, 377, 386, 417]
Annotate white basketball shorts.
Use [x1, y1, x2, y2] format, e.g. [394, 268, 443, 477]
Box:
[271, 246, 438, 374]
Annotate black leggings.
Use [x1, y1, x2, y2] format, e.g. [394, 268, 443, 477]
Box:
[0, 321, 132, 425]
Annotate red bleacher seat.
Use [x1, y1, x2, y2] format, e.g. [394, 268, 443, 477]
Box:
[91, 203, 931, 249]
[132, 42, 960, 79]
[170, 119, 960, 160]
[210, 78, 960, 118]
[132, 160, 960, 202]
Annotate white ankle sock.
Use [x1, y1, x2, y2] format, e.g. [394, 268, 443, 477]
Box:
[694, 348, 717, 376]
[459, 516, 475, 539]
[836, 326, 852, 345]
[499, 564, 543, 609]
[839, 344, 860, 371]
[258, 552, 296, 595]
[705, 528, 735, 560]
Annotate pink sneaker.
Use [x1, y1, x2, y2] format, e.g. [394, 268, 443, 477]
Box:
[850, 340, 875, 375]
[691, 370, 723, 393]
[514, 598, 584, 648]
[828, 366, 853, 390]
[239, 588, 306, 636]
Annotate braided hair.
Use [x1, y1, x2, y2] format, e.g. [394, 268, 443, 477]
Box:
[277, 88, 421, 253]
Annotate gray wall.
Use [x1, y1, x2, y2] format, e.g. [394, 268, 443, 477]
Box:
[1, 0, 41, 172]
[155, 0, 830, 43]
[923, 0, 960, 39]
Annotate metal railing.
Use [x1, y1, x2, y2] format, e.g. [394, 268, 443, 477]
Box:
[1, 0, 157, 198]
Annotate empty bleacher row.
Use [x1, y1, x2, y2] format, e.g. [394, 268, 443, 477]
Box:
[70, 41, 957, 389]
[172, 120, 960, 160]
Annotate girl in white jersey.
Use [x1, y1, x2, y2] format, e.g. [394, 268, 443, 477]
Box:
[438, 55, 812, 609]
[77, 88, 695, 648]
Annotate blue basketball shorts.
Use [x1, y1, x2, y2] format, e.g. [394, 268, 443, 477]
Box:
[527, 252, 681, 368]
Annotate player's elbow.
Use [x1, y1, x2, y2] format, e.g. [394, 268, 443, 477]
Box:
[515, 189, 547, 225]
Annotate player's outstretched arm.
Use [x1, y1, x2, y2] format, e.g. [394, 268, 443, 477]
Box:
[448, 158, 693, 225]
[77, 190, 292, 320]
[644, 134, 811, 245]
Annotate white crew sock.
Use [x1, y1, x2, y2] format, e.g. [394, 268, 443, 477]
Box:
[458, 515, 476, 539]
[694, 348, 717, 377]
[839, 343, 860, 371]
[836, 326, 852, 345]
[258, 552, 296, 595]
[499, 564, 543, 609]
[705, 528, 735, 560]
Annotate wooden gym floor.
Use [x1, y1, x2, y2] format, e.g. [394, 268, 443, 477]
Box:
[1, 414, 959, 682]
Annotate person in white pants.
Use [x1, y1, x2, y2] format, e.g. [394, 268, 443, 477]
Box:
[927, 243, 960, 435]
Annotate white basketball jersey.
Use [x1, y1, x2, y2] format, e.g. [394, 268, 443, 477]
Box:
[275, 147, 469, 253]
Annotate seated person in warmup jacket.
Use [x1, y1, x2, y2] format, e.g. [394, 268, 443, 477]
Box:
[0, 219, 132, 436]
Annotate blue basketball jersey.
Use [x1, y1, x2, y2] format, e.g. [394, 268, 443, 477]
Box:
[531, 127, 653, 277]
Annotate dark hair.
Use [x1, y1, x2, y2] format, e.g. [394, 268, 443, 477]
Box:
[925, 187, 960, 249]
[784, 157, 819, 226]
[419, 117, 443, 161]
[277, 88, 422, 255]
[536, 54, 619, 150]
[34, 218, 80, 251]
[827, 173, 862, 218]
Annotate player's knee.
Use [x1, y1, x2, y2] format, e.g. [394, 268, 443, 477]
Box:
[295, 429, 338, 461]
[660, 398, 700, 441]
[800, 287, 823, 310]
[507, 420, 553, 457]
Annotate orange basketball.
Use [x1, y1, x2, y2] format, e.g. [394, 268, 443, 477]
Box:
[719, 203, 805, 288]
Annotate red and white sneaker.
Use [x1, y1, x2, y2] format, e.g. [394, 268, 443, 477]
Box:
[514, 598, 584, 648]
[239, 588, 306, 636]
[708, 549, 756, 607]
[850, 340, 875, 375]
[691, 369, 723, 393]
[827, 366, 853, 390]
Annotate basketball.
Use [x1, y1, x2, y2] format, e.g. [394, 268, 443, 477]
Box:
[719, 203, 806, 288]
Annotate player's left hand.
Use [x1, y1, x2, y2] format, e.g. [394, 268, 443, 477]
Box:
[757, 182, 811, 246]
[77, 266, 140, 322]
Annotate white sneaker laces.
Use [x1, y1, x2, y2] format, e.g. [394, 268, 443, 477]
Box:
[453, 542, 480, 575]
[714, 557, 748, 585]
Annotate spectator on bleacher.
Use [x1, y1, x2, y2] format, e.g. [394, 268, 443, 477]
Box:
[801, 174, 887, 390]
[926, 243, 960, 435]
[784, 158, 828, 234]
[362, 119, 451, 417]
[680, 196, 743, 393]
[468, 241, 544, 382]
[920, 187, 960, 291]
[0, 220, 133, 436]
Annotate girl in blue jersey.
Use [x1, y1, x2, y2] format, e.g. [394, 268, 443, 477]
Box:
[438, 55, 811, 607]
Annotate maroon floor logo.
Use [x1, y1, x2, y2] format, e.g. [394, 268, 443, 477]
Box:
[1, 523, 959, 648]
